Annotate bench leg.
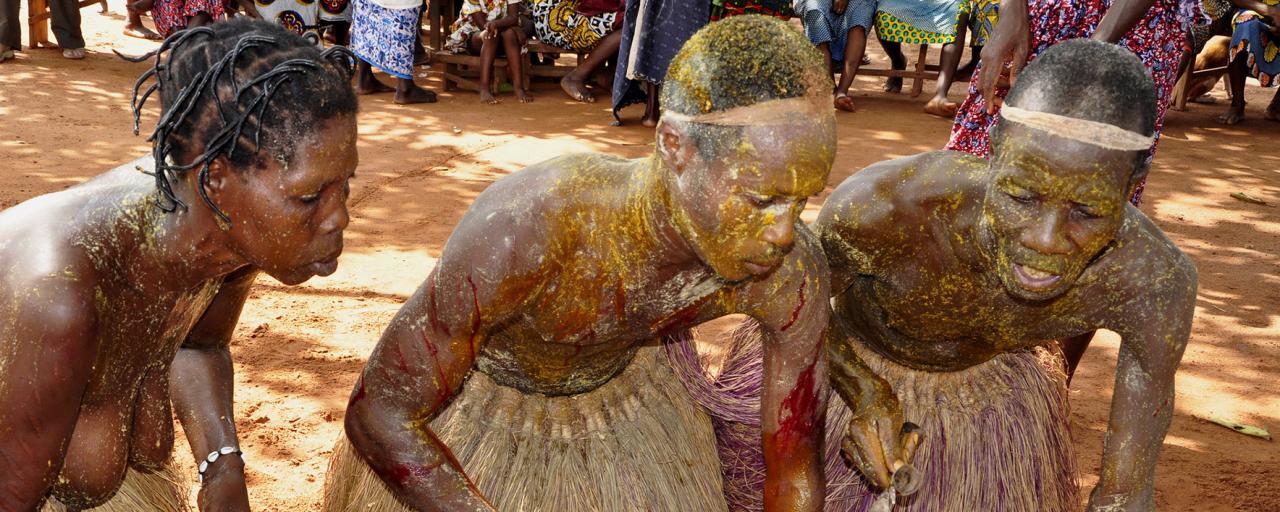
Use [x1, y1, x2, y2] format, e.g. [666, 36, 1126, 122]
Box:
[910, 44, 927, 98]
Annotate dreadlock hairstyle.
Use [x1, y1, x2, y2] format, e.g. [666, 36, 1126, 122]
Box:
[126, 18, 358, 224]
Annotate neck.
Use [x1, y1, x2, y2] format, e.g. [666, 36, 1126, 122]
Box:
[633, 156, 703, 271]
[117, 188, 247, 291]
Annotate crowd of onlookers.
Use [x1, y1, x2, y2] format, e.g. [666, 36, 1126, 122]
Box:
[1, 0, 1277, 125]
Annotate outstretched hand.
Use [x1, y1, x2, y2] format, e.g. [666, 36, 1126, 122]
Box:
[977, 4, 1030, 114]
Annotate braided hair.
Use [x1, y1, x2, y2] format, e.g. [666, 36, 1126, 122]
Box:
[126, 18, 358, 223]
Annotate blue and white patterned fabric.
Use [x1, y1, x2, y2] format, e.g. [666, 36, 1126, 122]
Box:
[351, 0, 420, 79]
[794, 0, 875, 62]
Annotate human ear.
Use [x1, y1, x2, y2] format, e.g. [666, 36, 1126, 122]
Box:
[656, 120, 698, 177]
[202, 156, 232, 202]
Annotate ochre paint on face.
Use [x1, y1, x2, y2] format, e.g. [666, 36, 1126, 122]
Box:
[671, 116, 835, 282]
[984, 124, 1137, 302]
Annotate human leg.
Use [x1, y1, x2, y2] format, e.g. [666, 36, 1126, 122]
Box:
[925, 15, 967, 117]
[501, 27, 531, 102]
[835, 26, 866, 112]
[1217, 50, 1248, 124]
[355, 59, 394, 94]
[0, 0, 20, 56]
[48, 0, 86, 53]
[880, 39, 905, 93]
[561, 29, 621, 102]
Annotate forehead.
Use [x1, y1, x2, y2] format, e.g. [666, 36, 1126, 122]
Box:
[277, 115, 358, 184]
[994, 123, 1134, 190]
[715, 118, 833, 196]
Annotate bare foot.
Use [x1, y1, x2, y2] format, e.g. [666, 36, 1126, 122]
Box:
[883, 77, 902, 94]
[641, 112, 659, 128]
[123, 24, 162, 41]
[479, 90, 500, 104]
[834, 94, 856, 113]
[560, 75, 594, 102]
[355, 77, 394, 95]
[923, 97, 958, 118]
[395, 86, 438, 104]
[517, 89, 534, 103]
[1216, 102, 1246, 125]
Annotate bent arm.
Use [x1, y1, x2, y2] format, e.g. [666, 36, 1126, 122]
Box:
[171, 267, 259, 510]
[742, 234, 830, 512]
[1089, 261, 1196, 511]
[0, 285, 97, 511]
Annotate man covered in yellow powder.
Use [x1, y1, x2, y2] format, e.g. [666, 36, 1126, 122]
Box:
[699, 39, 1198, 512]
[323, 16, 837, 512]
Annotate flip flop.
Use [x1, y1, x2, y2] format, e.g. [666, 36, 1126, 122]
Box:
[123, 26, 163, 41]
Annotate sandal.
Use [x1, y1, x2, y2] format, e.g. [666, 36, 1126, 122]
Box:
[62, 48, 86, 60]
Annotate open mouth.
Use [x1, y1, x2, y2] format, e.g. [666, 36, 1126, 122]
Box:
[1013, 263, 1061, 289]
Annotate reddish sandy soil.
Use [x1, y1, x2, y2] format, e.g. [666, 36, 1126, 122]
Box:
[2, 3, 1278, 511]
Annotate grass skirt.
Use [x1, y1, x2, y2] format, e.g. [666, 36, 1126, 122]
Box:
[323, 345, 728, 512]
[667, 321, 1077, 511]
[42, 462, 189, 511]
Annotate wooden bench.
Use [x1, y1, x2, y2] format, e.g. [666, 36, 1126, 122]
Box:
[856, 44, 940, 98]
[26, 0, 108, 49]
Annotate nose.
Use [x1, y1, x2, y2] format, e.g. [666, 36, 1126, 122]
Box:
[1019, 209, 1072, 255]
[761, 217, 795, 253]
[319, 202, 350, 235]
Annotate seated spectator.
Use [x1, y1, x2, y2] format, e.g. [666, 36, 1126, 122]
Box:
[254, 0, 352, 45]
[794, 0, 877, 112]
[150, 0, 235, 38]
[611, 0, 708, 125]
[446, 0, 532, 103]
[529, 0, 623, 102]
[710, 0, 792, 21]
[873, 0, 961, 97]
[0, 0, 87, 60]
[1217, 1, 1279, 123]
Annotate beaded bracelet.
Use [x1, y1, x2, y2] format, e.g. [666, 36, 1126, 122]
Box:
[197, 446, 243, 484]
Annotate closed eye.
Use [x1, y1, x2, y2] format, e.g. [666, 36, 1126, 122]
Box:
[300, 191, 322, 204]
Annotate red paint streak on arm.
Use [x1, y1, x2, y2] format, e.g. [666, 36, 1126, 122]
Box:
[427, 274, 451, 337]
[779, 281, 807, 332]
[769, 360, 819, 460]
[386, 460, 446, 486]
[420, 336, 452, 410]
[466, 275, 482, 360]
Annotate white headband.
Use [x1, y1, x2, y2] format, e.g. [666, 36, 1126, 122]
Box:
[1000, 105, 1155, 151]
[661, 96, 828, 126]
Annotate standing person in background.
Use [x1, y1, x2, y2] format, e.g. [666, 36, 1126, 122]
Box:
[610, 0, 709, 126]
[1216, 0, 1280, 124]
[350, 0, 438, 104]
[0, 0, 88, 60]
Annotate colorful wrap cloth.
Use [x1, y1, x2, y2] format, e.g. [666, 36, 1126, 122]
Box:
[530, 0, 619, 52]
[1230, 5, 1280, 86]
[323, 345, 729, 512]
[610, 0, 710, 120]
[666, 321, 1077, 512]
[153, 0, 227, 38]
[350, 0, 420, 79]
[794, 0, 876, 63]
[874, 0, 960, 44]
[256, 0, 351, 43]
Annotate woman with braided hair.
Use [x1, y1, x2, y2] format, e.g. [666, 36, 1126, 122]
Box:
[0, 19, 357, 511]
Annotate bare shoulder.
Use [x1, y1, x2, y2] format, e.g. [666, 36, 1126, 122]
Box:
[438, 153, 638, 276]
[1095, 208, 1198, 299]
[816, 151, 986, 238]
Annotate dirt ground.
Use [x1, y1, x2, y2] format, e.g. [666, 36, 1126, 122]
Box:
[2, 3, 1278, 510]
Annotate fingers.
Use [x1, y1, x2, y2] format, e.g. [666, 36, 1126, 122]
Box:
[843, 421, 893, 489]
[899, 423, 922, 465]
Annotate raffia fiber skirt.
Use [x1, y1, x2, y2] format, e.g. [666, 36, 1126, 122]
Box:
[42, 463, 189, 511]
[669, 320, 1077, 511]
[323, 345, 728, 512]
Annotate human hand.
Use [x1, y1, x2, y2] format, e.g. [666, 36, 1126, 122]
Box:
[482, 22, 497, 40]
[1261, 6, 1280, 25]
[197, 455, 251, 512]
[833, 0, 848, 15]
[840, 396, 920, 490]
[977, 4, 1030, 114]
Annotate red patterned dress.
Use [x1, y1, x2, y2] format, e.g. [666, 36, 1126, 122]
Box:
[152, 0, 229, 38]
[944, 0, 1203, 205]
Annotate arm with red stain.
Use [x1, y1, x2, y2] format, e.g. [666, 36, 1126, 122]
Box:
[1087, 247, 1196, 512]
[343, 200, 544, 512]
[740, 229, 830, 512]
